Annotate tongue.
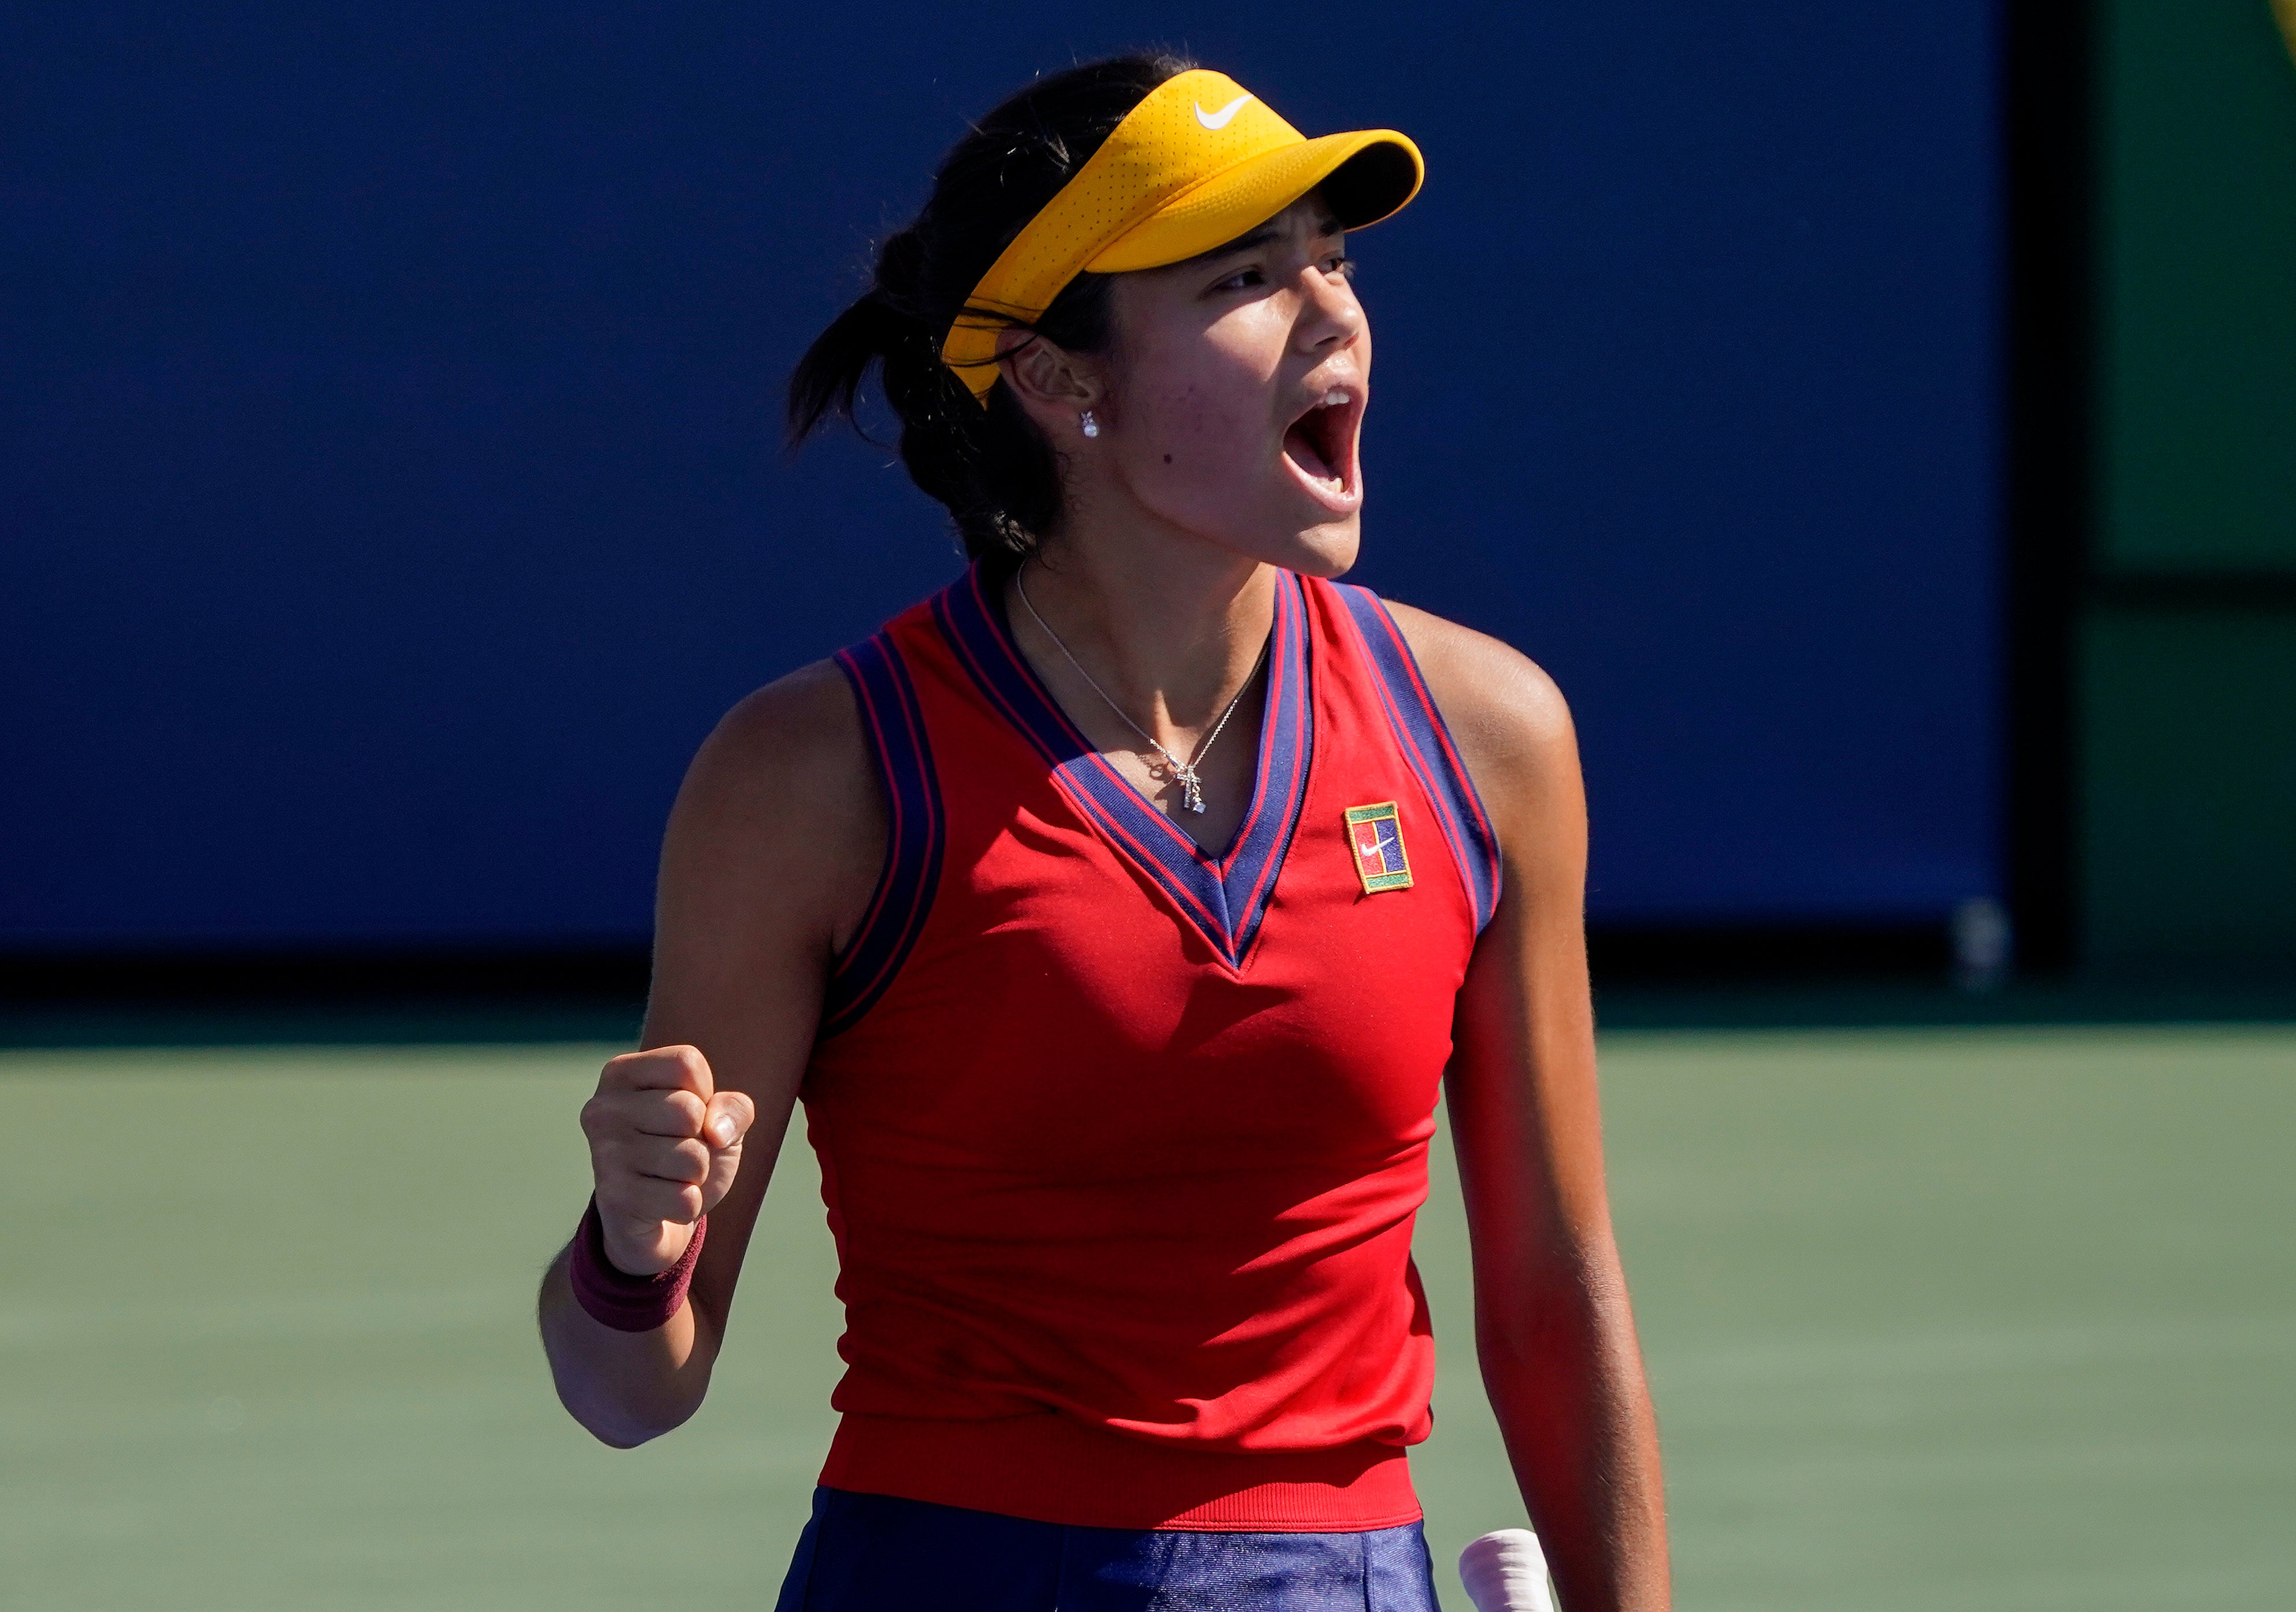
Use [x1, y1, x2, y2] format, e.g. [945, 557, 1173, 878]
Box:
[1285, 417, 1335, 482]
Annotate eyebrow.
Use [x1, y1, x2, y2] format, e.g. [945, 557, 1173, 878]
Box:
[1190, 213, 1348, 266]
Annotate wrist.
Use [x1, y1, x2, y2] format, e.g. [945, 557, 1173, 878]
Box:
[597, 1210, 687, 1278]
[568, 1196, 705, 1333]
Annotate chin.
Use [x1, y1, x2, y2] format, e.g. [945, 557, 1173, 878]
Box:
[1173, 502, 1359, 581]
[1177, 502, 1358, 581]
[1280, 520, 1361, 579]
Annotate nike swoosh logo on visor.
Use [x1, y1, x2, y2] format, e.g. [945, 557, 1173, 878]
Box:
[1195, 95, 1253, 130]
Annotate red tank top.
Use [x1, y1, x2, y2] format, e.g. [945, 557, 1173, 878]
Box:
[805, 563, 1499, 1532]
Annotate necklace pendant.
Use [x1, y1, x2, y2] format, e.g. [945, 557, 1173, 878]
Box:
[1172, 763, 1206, 815]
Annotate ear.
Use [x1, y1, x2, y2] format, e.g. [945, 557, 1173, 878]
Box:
[995, 326, 1105, 438]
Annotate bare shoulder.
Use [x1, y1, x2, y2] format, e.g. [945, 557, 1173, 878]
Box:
[686, 658, 869, 800]
[1377, 598, 1578, 806]
[661, 658, 884, 957]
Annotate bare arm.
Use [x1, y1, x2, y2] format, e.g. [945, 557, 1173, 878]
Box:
[536, 659, 883, 1447]
[1390, 602, 1670, 1611]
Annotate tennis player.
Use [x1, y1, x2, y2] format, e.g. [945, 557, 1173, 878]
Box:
[537, 55, 1668, 1611]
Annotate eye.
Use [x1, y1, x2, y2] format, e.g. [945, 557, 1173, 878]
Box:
[1212, 267, 1266, 294]
[1325, 253, 1356, 279]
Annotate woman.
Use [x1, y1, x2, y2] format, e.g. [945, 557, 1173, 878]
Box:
[538, 55, 1669, 1611]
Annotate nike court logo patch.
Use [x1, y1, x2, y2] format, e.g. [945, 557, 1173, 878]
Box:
[1195, 95, 1253, 130]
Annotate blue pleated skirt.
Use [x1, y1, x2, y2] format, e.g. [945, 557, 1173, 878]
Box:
[773, 1487, 1443, 1611]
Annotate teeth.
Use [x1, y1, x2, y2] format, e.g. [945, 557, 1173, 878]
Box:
[1323, 389, 1347, 407]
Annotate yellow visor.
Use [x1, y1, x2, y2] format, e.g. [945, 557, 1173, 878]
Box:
[941, 69, 1423, 404]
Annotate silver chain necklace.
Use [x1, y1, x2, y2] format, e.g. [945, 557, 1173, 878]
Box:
[1014, 567, 1268, 816]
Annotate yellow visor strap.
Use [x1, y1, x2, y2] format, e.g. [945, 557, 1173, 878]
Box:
[940, 69, 1423, 405]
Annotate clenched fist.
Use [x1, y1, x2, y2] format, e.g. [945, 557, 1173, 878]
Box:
[579, 1045, 757, 1276]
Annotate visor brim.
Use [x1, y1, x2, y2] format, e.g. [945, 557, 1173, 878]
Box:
[1085, 129, 1424, 275]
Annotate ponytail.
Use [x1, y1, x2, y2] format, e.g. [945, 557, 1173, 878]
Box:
[785, 54, 1191, 566]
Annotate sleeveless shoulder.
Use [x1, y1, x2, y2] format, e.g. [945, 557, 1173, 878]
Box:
[1312, 577, 1503, 933]
[822, 602, 946, 1039]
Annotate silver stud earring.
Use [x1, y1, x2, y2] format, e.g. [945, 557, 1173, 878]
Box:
[1080, 410, 1101, 438]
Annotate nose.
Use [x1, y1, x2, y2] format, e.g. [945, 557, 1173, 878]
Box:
[1293, 262, 1364, 355]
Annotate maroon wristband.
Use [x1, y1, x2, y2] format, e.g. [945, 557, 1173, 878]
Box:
[568, 1196, 705, 1333]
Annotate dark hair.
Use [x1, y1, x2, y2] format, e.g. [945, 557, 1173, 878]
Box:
[786, 53, 1194, 567]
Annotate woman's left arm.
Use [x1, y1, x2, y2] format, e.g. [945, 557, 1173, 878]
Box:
[1388, 602, 1671, 1612]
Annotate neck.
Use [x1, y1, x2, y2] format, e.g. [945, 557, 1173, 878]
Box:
[1014, 520, 1276, 732]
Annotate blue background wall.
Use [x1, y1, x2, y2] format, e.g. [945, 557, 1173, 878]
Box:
[2, 3, 2001, 949]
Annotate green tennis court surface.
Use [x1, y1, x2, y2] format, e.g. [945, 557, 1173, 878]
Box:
[5, 1025, 2291, 1610]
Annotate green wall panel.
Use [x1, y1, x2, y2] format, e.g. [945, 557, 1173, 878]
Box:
[2082, 607, 2296, 963]
[2085, 7, 2296, 970]
[2099, 2, 2296, 572]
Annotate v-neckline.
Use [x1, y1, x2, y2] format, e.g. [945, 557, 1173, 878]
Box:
[1009, 579, 1271, 862]
[932, 563, 1317, 971]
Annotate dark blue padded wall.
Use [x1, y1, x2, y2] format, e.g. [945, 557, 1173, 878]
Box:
[1, 4, 2000, 947]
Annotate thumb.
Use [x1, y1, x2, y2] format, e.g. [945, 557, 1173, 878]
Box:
[703, 1090, 756, 1151]
[698, 1091, 758, 1214]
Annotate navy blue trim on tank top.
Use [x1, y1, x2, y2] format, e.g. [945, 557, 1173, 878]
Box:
[1329, 582, 1502, 933]
[823, 631, 946, 1038]
[932, 563, 1313, 973]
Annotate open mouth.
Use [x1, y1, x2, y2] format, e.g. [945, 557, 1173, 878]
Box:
[1281, 386, 1362, 508]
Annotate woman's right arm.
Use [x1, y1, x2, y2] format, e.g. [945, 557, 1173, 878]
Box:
[536, 659, 884, 1447]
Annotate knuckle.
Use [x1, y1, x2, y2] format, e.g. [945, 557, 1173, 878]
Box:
[671, 1045, 713, 1092]
[581, 1095, 635, 1141]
